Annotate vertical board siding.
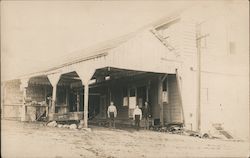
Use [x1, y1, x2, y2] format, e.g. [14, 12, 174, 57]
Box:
[3, 80, 23, 119]
[180, 18, 197, 55]
[163, 75, 182, 124]
[108, 31, 177, 74]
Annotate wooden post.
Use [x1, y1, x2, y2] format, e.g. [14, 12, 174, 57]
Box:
[158, 76, 164, 126]
[51, 85, 57, 114]
[83, 83, 89, 128]
[75, 66, 95, 128]
[1, 83, 6, 119]
[77, 91, 80, 112]
[44, 86, 48, 117]
[21, 87, 27, 121]
[146, 86, 149, 102]
[176, 69, 185, 126]
[196, 24, 202, 132]
[48, 73, 61, 118]
[66, 87, 69, 112]
[20, 78, 29, 122]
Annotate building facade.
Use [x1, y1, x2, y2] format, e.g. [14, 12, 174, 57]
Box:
[1, 5, 248, 139]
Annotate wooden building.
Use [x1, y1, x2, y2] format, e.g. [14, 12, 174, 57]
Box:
[2, 5, 248, 139]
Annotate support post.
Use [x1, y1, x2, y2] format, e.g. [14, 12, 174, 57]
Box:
[158, 76, 164, 126]
[44, 86, 48, 117]
[48, 73, 61, 119]
[196, 24, 202, 132]
[1, 83, 6, 119]
[66, 87, 69, 112]
[83, 83, 89, 128]
[51, 85, 57, 114]
[176, 69, 185, 126]
[77, 91, 80, 112]
[20, 78, 29, 122]
[146, 86, 149, 102]
[75, 67, 95, 129]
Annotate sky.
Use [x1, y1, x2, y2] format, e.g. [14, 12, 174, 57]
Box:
[1, 0, 249, 81]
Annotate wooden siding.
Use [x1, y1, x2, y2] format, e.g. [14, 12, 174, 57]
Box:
[108, 30, 179, 74]
[163, 75, 182, 124]
[180, 17, 197, 55]
[3, 80, 23, 119]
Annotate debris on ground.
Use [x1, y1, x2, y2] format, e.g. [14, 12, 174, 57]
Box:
[69, 124, 77, 130]
[47, 121, 57, 127]
[148, 123, 215, 139]
[57, 124, 63, 128]
[81, 128, 92, 132]
[2, 120, 248, 158]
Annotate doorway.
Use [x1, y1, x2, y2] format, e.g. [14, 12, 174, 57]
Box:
[99, 95, 106, 118]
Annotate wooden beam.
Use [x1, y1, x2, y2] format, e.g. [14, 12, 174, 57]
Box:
[20, 78, 29, 122]
[158, 76, 164, 126]
[161, 74, 168, 82]
[1, 83, 6, 118]
[176, 69, 185, 126]
[196, 24, 202, 132]
[66, 87, 69, 111]
[83, 84, 89, 128]
[51, 85, 57, 114]
[44, 86, 48, 118]
[77, 91, 80, 112]
[48, 73, 61, 116]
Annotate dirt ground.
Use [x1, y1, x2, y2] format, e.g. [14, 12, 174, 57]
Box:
[1, 120, 249, 158]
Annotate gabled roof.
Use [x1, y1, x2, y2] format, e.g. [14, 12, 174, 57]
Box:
[13, 10, 183, 80]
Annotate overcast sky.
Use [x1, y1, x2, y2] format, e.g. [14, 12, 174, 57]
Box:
[1, 1, 248, 81]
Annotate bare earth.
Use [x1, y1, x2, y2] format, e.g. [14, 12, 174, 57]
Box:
[1, 120, 249, 158]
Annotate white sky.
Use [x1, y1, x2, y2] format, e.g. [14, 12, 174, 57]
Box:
[1, 1, 248, 81]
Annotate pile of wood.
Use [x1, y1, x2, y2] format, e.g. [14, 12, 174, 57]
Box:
[149, 123, 213, 139]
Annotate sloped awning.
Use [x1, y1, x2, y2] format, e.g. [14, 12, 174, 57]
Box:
[14, 28, 181, 84]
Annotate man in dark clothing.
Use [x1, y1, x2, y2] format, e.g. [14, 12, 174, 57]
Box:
[144, 101, 150, 130]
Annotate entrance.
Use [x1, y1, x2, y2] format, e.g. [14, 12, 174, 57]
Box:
[137, 86, 147, 108]
[99, 95, 106, 118]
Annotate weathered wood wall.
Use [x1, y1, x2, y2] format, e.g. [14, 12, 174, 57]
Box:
[3, 80, 23, 120]
[163, 75, 182, 124]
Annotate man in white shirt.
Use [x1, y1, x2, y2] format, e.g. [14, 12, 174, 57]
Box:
[107, 101, 117, 128]
[133, 105, 142, 131]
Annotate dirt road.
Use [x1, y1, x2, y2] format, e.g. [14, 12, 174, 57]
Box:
[1, 120, 249, 158]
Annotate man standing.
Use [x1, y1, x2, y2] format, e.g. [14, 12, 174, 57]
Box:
[133, 105, 142, 131]
[107, 101, 117, 128]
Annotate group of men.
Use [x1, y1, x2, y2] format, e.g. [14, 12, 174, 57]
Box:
[107, 101, 150, 131]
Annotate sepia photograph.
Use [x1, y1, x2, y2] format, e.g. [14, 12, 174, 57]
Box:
[1, 0, 249, 157]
